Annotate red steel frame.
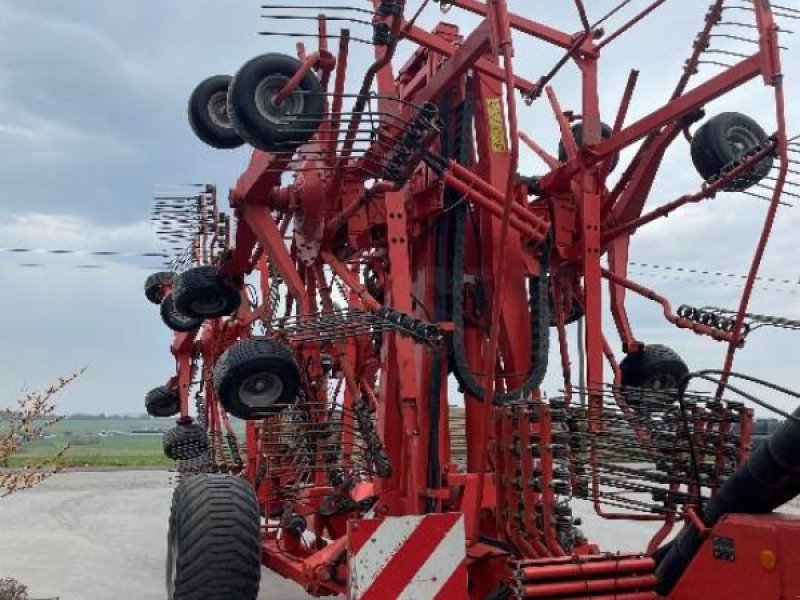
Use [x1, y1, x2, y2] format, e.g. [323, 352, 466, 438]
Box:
[162, 1, 798, 597]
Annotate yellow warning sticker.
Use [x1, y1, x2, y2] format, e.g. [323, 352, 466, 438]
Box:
[485, 98, 508, 154]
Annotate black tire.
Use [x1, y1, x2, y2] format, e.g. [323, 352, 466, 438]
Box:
[213, 338, 300, 420]
[188, 75, 245, 150]
[145, 271, 175, 305]
[690, 112, 772, 191]
[167, 474, 261, 600]
[558, 121, 620, 173]
[163, 422, 210, 461]
[620, 344, 689, 408]
[161, 294, 204, 333]
[146, 385, 180, 418]
[172, 266, 241, 320]
[228, 53, 324, 153]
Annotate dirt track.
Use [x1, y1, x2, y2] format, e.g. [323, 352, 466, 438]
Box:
[0, 471, 797, 600]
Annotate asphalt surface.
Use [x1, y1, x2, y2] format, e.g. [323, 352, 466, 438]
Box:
[0, 471, 798, 600]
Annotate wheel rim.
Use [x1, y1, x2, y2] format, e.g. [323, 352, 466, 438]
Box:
[254, 74, 305, 126]
[167, 300, 198, 329]
[190, 296, 228, 315]
[642, 373, 679, 391]
[726, 125, 760, 157]
[239, 372, 284, 408]
[174, 311, 197, 327]
[207, 91, 232, 129]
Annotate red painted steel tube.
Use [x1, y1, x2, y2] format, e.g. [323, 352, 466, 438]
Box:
[596, 0, 669, 50]
[450, 0, 576, 50]
[441, 171, 543, 242]
[241, 205, 311, 314]
[539, 406, 565, 556]
[647, 510, 677, 555]
[602, 141, 777, 242]
[612, 70, 638, 134]
[591, 55, 761, 161]
[319, 249, 381, 311]
[552, 285, 574, 405]
[521, 593, 657, 600]
[332, 7, 404, 180]
[403, 22, 537, 96]
[541, 54, 764, 196]
[548, 87, 577, 159]
[175, 350, 193, 418]
[520, 132, 559, 169]
[326, 30, 350, 161]
[685, 506, 710, 535]
[601, 268, 739, 344]
[521, 575, 657, 597]
[232, 152, 289, 203]
[522, 575, 656, 600]
[448, 161, 550, 236]
[324, 181, 396, 238]
[520, 557, 654, 580]
[274, 52, 332, 105]
[717, 81, 789, 398]
[470, 0, 520, 544]
[350, 19, 493, 181]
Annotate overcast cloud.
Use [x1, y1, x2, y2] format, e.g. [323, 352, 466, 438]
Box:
[0, 1, 797, 415]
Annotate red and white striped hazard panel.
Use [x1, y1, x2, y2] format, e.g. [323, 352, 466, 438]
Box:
[347, 513, 467, 600]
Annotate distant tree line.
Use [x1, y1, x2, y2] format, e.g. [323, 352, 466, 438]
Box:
[63, 413, 150, 420]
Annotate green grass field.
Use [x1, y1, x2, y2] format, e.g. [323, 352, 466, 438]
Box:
[9, 434, 172, 468]
[5, 417, 174, 468]
[5, 416, 248, 468]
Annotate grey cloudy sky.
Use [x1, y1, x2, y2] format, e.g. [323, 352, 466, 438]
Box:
[0, 1, 797, 415]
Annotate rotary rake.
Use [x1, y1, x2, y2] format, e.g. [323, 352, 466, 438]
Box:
[143, 1, 800, 598]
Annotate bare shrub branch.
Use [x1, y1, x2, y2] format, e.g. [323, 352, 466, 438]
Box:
[0, 578, 29, 600]
[0, 368, 86, 497]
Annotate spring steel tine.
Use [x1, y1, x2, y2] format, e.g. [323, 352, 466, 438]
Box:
[740, 190, 793, 206]
[594, 463, 690, 486]
[720, 13, 797, 30]
[153, 196, 201, 201]
[594, 475, 680, 497]
[709, 32, 789, 49]
[316, 90, 427, 107]
[755, 182, 800, 199]
[772, 3, 800, 14]
[590, 437, 728, 456]
[600, 494, 681, 513]
[725, 4, 800, 20]
[591, 0, 636, 28]
[259, 32, 374, 44]
[261, 4, 375, 15]
[773, 10, 800, 20]
[704, 48, 753, 59]
[717, 20, 757, 29]
[246, 164, 382, 176]
[709, 32, 758, 44]
[262, 14, 375, 26]
[594, 496, 677, 515]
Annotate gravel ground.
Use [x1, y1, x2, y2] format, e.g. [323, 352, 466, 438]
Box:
[0, 471, 797, 600]
[0, 471, 312, 600]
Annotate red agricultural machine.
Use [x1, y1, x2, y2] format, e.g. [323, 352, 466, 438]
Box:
[144, 1, 800, 598]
